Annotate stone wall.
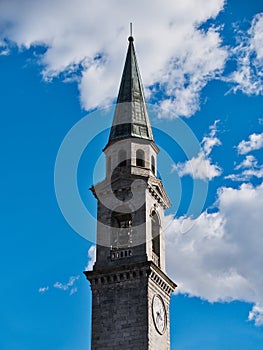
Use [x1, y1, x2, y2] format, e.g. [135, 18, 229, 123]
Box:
[85, 262, 176, 350]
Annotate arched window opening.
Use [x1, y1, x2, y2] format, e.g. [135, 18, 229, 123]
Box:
[151, 155, 155, 174]
[119, 150, 127, 167]
[136, 149, 145, 167]
[111, 210, 132, 249]
[151, 210, 160, 261]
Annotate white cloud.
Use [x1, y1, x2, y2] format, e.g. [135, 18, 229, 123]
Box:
[172, 121, 222, 180]
[225, 155, 263, 182]
[85, 245, 96, 271]
[53, 281, 69, 291]
[157, 27, 227, 118]
[173, 151, 222, 180]
[165, 182, 263, 326]
[202, 120, 221, 155]
[241, 167, 263, 179]
[53, 275, 80, 295]
[235, 155, 258, 169]
[228, 13, 263, 95]
[0, 0, 227, 117]
[249, 304, 263, 326]
[237, 132, 263, 155]
[0, 40, 9, 55]
[69, 287, 78, 296]
[38, 286, 49, 294]
[225, 134, 263, 182]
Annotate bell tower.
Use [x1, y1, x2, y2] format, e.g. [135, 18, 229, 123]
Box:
[85, 35, 176, 350]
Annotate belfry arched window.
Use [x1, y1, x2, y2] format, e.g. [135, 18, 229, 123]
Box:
[111, 210, 132, 249]
[136, 149, 145, 167]
[151, 210, 160, 260]
[119, 150, 127, 167]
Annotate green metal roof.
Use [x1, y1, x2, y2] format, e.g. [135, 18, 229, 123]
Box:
[107, 36, 154, 145]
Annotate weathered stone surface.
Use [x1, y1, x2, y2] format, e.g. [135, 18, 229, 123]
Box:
[85, 262, 176, 350]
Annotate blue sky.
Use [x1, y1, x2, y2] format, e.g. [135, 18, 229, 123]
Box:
[1, 0, 263, 349]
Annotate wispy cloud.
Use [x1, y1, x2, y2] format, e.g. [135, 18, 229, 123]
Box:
[53, 275, 80, 294]
[237, 132, 263, 155]
[39, 275, 80, 296]
[156, 26, 227, 118]
[235, 155, 258, 169]
[225, 133, 263, 182]
[0, 41, 9, 56]
[38, 286, 49, 294]
[69, 287, 78, 296]
[202, 120, 221, 155]
[249, 304, 263, 326]
[227, 13, 263, 96]
[172, 121, 222, 180]
[225, 155, 263, 182]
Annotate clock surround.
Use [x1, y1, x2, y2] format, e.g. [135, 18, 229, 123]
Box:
[152, 294, 167, 335]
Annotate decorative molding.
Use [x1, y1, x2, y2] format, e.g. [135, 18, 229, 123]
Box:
[84, 261, 176, 295]
[149, 269, 174, 295]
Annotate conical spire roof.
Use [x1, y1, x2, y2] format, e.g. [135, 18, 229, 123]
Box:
[107, 36, 154, 145]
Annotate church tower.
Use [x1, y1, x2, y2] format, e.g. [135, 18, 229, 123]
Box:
[85, 35, 176, 350]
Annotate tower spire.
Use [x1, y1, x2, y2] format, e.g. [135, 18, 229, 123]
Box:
[107, 34, 154, 146]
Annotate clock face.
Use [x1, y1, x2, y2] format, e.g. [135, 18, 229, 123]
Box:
[152, 294, 167, 334]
